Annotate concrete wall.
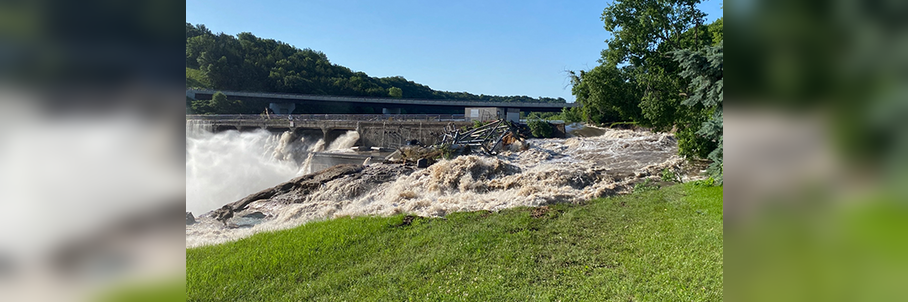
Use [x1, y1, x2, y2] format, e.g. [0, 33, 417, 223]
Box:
[464, 107, 520, 122]
[357, 121, 471, 149]
[505, 108, 520, 123]
[553, 123, 567, 138]
[465, 107, 501, 122]
[191, 117, 472, 149]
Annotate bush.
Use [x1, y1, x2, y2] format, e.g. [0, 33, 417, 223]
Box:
[472, 120, 486, 129]
[661, 168, 678, 183]
[633, 178, 659, 193]
[527, 120, 554, 138]
[562, 107, 583, 123]
[689, 177, 716, 187]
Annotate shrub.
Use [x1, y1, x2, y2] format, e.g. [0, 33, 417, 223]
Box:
[527, 120, 554, 138]
[472, 120, 486, 129]
[633, 178, 659, 193]
[661, 168, 678, 183]
[689, 177, 716, 187]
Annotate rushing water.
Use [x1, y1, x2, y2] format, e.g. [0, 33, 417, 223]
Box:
[185, 122, 359, 215]
[186, 125, 690, 248]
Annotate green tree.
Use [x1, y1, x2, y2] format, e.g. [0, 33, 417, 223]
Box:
[388, 87, 402, 98]
[561, 107, 582, 123]
[708, 18, 723, 46]
[190, 98, 211, 114]
[569, 65, 640, 125]
[600, 0, 709, 131]
[209, 91, 229, 111]
[600, 0, 707, 68]
[597, 0, 719, 160]
[194, 91, 245, 114]
[673, 42, 723, 181]
[527, 119, 555, 138]
[566, 1, 721, 177]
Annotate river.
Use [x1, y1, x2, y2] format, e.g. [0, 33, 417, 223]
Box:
[186, 123, 691, 247]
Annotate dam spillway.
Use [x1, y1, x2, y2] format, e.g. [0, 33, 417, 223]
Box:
[187, 114, 472, 149]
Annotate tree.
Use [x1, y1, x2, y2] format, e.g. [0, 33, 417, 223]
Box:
[673, 42, 723, 181]
[209, 91, 229, 111]
[192, 91, 245, 114]
[388, 87, 402, 98]
[600, 0, 707, 68]
[569, 65, 640, 125]
[527, 119, 555, 138]
[599, 0, 710, 131]
[594, 0, 720, 161]
[708, 18, 723, 46]
[561, 107, 582, 123]
[567, 0, 721, 180]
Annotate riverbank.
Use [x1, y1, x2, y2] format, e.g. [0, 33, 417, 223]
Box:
[187, 181, 722, 301]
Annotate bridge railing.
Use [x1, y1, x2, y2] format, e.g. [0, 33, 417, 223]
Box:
[187, 114, 466, 122]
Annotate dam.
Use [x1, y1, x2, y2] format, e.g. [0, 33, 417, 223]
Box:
[187, 114, 473, 149]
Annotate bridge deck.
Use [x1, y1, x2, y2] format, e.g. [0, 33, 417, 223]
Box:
[188, 89, 577, 110]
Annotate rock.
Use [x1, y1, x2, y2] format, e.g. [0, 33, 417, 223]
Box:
[226, 164, 365, 210]
[417, 158, 429, 168]
[241, 212, 267, 219]
[186, 212, 196, 225]
[212, 205, 234, 226]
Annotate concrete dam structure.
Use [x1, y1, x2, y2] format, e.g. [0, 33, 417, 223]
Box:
[188, 114, 472, 149]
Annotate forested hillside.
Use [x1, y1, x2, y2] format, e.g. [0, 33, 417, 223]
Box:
[186, 23, 565, 104]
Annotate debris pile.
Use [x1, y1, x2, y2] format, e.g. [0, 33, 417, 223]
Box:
[440, 119, 524, 155]
[386, 119, 527, 166]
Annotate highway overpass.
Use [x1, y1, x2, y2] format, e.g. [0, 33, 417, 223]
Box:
[187, 89, 577, 114]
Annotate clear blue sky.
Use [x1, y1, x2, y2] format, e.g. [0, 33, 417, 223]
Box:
[187, 0, 723, 102]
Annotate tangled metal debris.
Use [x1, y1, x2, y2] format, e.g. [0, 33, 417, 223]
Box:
[440, 119, 523, 155]
[387, 119, 525, 165]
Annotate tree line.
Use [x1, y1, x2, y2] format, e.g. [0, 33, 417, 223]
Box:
[566, 0, 723, 181]
[186, 23, 566, 110]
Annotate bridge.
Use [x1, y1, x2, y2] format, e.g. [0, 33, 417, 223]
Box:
[187, 89, 577, 114]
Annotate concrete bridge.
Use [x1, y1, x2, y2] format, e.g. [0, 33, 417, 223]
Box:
[188, 114, 473, 149]
[187, 89, 576, 114]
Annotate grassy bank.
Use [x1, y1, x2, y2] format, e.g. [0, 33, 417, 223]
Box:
[187, 182, 722, 301]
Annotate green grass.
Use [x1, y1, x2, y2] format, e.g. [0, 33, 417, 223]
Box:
[94, 278, 185, 302]
[187, 182, 723, 301]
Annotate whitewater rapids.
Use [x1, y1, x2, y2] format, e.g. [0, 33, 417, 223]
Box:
[186, 123, 360, 215]
[187, 128, 686, 248]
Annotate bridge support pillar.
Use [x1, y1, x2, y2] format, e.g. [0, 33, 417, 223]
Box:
[321, 127, 332, 145]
